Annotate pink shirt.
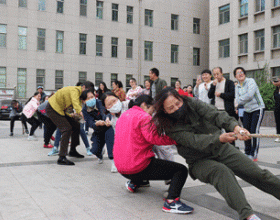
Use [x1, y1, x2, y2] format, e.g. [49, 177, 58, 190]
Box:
[22, 97, 40, 118]
[126, 86, 143, 100]
[114, 106, 176, 174]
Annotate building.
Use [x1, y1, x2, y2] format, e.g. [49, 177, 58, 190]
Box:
[210, 0, 280, 79]
[0, 0, 209, 98]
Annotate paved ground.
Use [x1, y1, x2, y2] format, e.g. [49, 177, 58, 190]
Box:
[0, 120, 279, 220]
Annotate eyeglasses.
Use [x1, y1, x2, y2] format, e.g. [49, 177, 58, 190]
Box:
[236, 71, 244, 75]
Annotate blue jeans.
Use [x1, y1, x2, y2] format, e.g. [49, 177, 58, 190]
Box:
[54, 124, 89, 149]
[90, 126, 114, 160]
[243, 109, 264, 158]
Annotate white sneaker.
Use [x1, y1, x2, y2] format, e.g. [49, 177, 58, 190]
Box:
[111, 160, 118, 173]
[98, 158, 103, 164]
[275, 138, 280, 142]
[28, 135, 37, 141]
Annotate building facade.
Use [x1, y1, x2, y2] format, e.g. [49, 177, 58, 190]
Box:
[210, 0, 280, 79]
[0, 0, 209, 98]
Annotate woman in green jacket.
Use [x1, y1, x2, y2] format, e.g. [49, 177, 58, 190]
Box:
[152, 87, 280, 220]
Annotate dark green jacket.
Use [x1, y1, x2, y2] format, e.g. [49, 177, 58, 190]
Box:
[150, 78, 167, 97]
[165, 97, 239, 165]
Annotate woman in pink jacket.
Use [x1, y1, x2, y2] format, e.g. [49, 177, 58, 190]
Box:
[114, 95, 193, 214]
[21, 92, 41, 141]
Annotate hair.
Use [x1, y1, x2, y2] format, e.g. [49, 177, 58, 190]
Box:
[97, 82, 109, 98]
[212, 67, 223, 74]
[11, 100, 19, 106]
[128, 95, 153, 109]
[150, 68, 159, 77]
[233, 67, 246, 77]
[176, 80, 181, 85]
[152, 87, 186, 135]
[130, 78, 137, 84]
[201, 69, 212, 75]
[139, 85, 144, 89]
[81, 81, 95, 91]
[76, 82, 83, 86]
[80, 89, 94, 101]
[113, 80, 123, 88]
[26, 92, 40, 104]
[100, 91, 119, 108]
[185, 85, 193, 94]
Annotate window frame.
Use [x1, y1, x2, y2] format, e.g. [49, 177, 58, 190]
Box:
[19, 0, 27, 8]
[145, 9, 153, 27]
[240, 0, 248, 17]
[273, 26, 280, 49]
[126, 39, 133, 59]
[171, 44, 179, 64]
[96, 1, 103, 19]
[171, 14, 179, 31]
[0, 24, 7, 48]
[112, 3, 119, 22]
[219, 38, 230, 58]
[96, 35, 103, 56]
[36, 69, 45, 88]
[126, 74, 133, 91]
[170, 77, 178, 88]
[80, 0, 87, 16]
[37, 28, 46, 51]
[0, 0, 6, 4]
[79, 33, 87, 55]
[18, 26, 27, 50]
[55, 70, 63, 90]
[255, 29, 265, 52]
[57, 0, 64, 13]
[219, 4, 230, 25]
[56, 30, 64, 53]
[111, 73, 118, 89]
[239, 33, 248, 54]
[144, 41, 153, 61]
[111, 37, 118, 58]
[95, 72, 103, 86]
[79, 71, 87, 83]
[193, 18, 200, 34]
[275, 0, 280, 7]
[38, 0, 46, 11]
[0, 67, 6, 88]
[17, 68, 27, 98]
[255, 0, 265, 12]
[127, 6, 133, 24]
[193, 47, 200, 66]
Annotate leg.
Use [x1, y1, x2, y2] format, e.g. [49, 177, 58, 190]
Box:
[20, 114, 28, 131]
[54, 129, 61, 148]
[90, 132, 105, 159]
[242, 112, 252, 156]
[105, 127, 114, 160]
[40, 113, 57, 145]
[10, 116, 17, 133]
[27, 116, 40, 136]
[80, 123, 90, 149]
[190, 158, 254, 220]
[274, 109, 280, 134]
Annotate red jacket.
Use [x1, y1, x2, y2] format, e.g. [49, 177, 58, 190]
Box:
[114, 106, 176, 174]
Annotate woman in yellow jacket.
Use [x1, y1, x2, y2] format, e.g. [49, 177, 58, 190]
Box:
[46, 81, 94, 165]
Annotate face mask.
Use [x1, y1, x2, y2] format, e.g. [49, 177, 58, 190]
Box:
[108, 99, 122, 114]
[86, 98, 96, 108]
[168, 103, 185, 120]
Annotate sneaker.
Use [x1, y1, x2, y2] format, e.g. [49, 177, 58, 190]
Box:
[139, 180, 150, 187]
[44, 144, 54, 148]
[85, 131, 88, 135]
[48, 147, 59, 156]
[69, 149, 84, 158]
[162, 198, 194, 214]
[111, 160, 118, 173]
[57, 156, 75, 166]
[125, 180, 138, 193]
[98, 158, 103, 164]
[247, 155, 253, 160]
[253, 158, 258, 162]
[25, 129, 29, 135]
[86, 147, 93, 156]
[9, 132, 13, 136]
[50, 136, 55, 141]
[247, 214, 261, 220]
[28, 135, 37, 141]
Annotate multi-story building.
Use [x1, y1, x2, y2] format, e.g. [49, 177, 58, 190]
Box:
[0, 0, 209, 98]
[210, 0, 280, 79]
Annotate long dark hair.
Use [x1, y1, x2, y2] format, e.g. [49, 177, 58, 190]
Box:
[25, 92, 40, 105]
[80, 89, 94, 101]
[97, 82, 109, 98]
[100, 91, 119, 108]
[152, 87, 186, 135]
[128, 95, 153, 109]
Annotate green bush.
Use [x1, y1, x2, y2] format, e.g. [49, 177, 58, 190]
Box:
[259, 83, 275, 111]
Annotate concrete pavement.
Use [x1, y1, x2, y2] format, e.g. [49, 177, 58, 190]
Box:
[0, 120, 279, 220]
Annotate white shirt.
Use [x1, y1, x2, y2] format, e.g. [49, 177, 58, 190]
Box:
[194, 81, 213, 104]
[215, 79, 226, 110]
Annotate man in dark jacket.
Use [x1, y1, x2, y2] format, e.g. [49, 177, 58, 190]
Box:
[208, 67, 238, 120]
[149, 68, 167, 98]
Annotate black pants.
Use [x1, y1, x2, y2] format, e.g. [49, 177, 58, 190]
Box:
[10, 115, 28, 133]
[21, 114, 40, 136]
[122, 158, 188, 200]
[37, 112, 57, 145]
[275, 109, 280, 134]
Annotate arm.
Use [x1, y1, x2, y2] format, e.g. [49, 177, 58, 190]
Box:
[238, 79, 258, 105]
[193, 85, 199, 98]
[82, 107, 98, 130]
[70, 89, 82, 114]
[96, 100, 107, 121]
[208, 84, 216, 99]
[119, 90, 126, 101]
[220, 80, 235, 101]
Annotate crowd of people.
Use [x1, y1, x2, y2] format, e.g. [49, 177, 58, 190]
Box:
[7, 67, 280, 220]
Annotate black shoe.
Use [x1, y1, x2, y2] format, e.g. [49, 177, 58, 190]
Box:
[25, 129, 29, 134]
[69, 150, 85, 158]
[57, 156, 75, 165]
[9, 132, 13, 136]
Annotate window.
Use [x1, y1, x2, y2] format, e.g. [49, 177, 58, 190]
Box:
[0, 67, 6, 88]
[256, 0, 265, 12]
[255, 29, 265, 51]
[56, 31, 64, 53]
[37, 28, 45, 51]
[145, 9, 153, 27]
[219, 4, 230, 24]
[96, 1, 103, 19]
[239, 33, 248, 54]
[171, 14, 178, 30]
[0, 24, 7, 48]
[171, 78, 178, 88]
[0, 0, 6, 4]
[55, 70, 63, 90]
[36, 69, 45, 88]
[79, 71, 87, 83]
[17, 68, 27, 98]
[111, 73, 118, 88]
[240, 0, 248, 17]
[127, 6, 133, 24]
[57, 0, 64, 13]
[80, 0, 87, 16]
[18, 27, 27, 50]
[126, 74, 133, 91]
[111, 37, 118, 58]
[193, 18, 200, 34]
[144, 41, 153, 61]
[193, 48, 200, 66]
[19, 0, 27, 8]
[275, 0, 280, 7]
[273, 26, 280, 49]
[96, 35, 103, 56]
[126, 39, 133, 59]
[112, 3, 118, 22]
[171, 44, 179, 63]
[79, 33, 87, 55]
[95, 72, 103, 86]
[219, 39, 230, 58]
[272, 67, 280, 76]
[38, 0, 46, 11]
